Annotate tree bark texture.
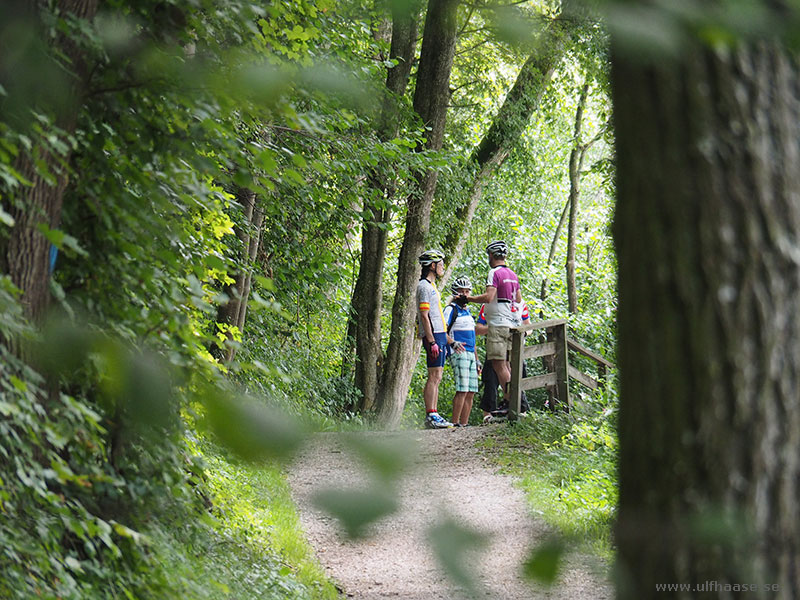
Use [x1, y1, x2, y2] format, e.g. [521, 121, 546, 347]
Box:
[613, 38, 800, 597]
[375, 0, 459, 427]
[3, 0, 98, 325]
[350, 3, 419, 412]
[440, 20, 568, 287]
[566, 83, 589, 314]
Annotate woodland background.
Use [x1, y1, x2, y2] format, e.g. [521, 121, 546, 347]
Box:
[2, 0, 799, 598]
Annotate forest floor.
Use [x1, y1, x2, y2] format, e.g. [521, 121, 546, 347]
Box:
[287, 425, 613, 599]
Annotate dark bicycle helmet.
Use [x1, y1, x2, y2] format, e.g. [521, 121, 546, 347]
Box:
[450, 275, 472, 295]
[486, 240, 508, 258]
[418, 249, 445, 266]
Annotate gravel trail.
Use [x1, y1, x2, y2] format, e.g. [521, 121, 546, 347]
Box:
[287, 426, 613, 599]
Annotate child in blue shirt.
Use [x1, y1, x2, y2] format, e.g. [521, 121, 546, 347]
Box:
[443, 276, 480, 426]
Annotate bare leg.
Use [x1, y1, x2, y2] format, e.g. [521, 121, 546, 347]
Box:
[492, 359, 511, 392]
[423, 367, 443, 412]
[459, 392, 474, 424]
[451, 391, 467, 424]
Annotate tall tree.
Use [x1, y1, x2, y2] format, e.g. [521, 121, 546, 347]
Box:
[374, 0, 460, 427]
[566, 82, 589, 314]
[612, 6, 800, 596]
[349, 0, 420, 412]
[440, 18, 569, 286]
[214, 188, 264, 363]
[1, 0, 98, 326]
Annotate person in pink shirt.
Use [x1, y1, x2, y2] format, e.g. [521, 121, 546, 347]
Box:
[465, 240, 522, 405]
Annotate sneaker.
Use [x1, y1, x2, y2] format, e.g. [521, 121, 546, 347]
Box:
[482, 414, 506, 425]
[425, 413, 454, 429]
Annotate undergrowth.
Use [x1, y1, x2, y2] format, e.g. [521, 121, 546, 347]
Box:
[480, 399, 618, 560]
[150, 440, 340, 600]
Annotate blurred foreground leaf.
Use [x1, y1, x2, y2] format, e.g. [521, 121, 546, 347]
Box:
[312, 486, 399, 539]
[203, 390, 305, 463]
[341, 433, 415, 482]
[522, 537, 565, 585]
[428, 518, 488, 594]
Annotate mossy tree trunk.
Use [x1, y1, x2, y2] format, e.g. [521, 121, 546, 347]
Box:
[375, 0, 459, 427]
[348, 1, 420, 413]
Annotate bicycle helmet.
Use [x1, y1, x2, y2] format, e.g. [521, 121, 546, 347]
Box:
[486, 240, 508, 258]
[418, 249, 445, 266]
[450, 275, 472, 294]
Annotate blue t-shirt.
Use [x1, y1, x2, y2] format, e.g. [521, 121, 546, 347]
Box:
[442, 304, 476, 353]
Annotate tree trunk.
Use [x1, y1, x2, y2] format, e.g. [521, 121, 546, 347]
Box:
[566, 83, 589, 314]
[374, 0, 459, 427]
[2, 0, 98, 326]
[349, 1, 419, 412]
[440, 19, 568, 287]
[229, 202, 264, 362]
[214, 187, 260, 362]
[613, 31, 800, 597]
[539, 197, 570, 313]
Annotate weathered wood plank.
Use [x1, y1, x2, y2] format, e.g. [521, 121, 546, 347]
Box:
[568, 365, 598, 390]
[511, 318, 568, 335]
[553, 322, 570, 409]
[520, 372, 557, 391]
[524, 342, 556, 359]
[567, 337, 615, 368]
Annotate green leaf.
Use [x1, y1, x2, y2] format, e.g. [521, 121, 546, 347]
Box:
[203, 389, 305, 463]
[0, 207, 14, 227]
[427, 518, 488, 594]
[522, 538, 565, 585]
[312, 485, 399, 539]
[342, 433, 415, 482]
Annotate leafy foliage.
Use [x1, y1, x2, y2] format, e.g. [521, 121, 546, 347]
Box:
[1, 0, 619, 595]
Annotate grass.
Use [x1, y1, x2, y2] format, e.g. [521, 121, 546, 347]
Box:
[148, 441, 340, 600]
[479, 406, 618, 560]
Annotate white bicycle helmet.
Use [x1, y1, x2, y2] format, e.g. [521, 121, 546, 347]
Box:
[450, 275, 472, 294]
[486, 240, 508, 258]
[418, 249, 445, 266]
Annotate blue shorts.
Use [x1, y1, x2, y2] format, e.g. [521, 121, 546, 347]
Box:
[422, 332, 448, 368]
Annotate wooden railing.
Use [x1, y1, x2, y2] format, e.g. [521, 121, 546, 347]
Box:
[507, 319, 614, 420]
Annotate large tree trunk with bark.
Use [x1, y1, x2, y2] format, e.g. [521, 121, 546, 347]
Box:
[374, 0, 459, 427]
[2, 0, 98, 326]
[440, 20, 568, 287]
[613, 30, 800, 597]
[349, 2, 419, 412]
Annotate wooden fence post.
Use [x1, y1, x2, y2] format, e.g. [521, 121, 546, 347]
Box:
[553, 321, 570, 411]
[508, 328, 524, 421]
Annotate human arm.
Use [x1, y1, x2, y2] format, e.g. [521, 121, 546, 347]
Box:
[419, 309, 441, 359]
[467, 285, 496, 305]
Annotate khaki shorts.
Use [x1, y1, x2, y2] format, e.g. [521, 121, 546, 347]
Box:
[486, 326, 512, 361]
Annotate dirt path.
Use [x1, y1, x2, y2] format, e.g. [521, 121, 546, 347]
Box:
[287, 426, 613, 599]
